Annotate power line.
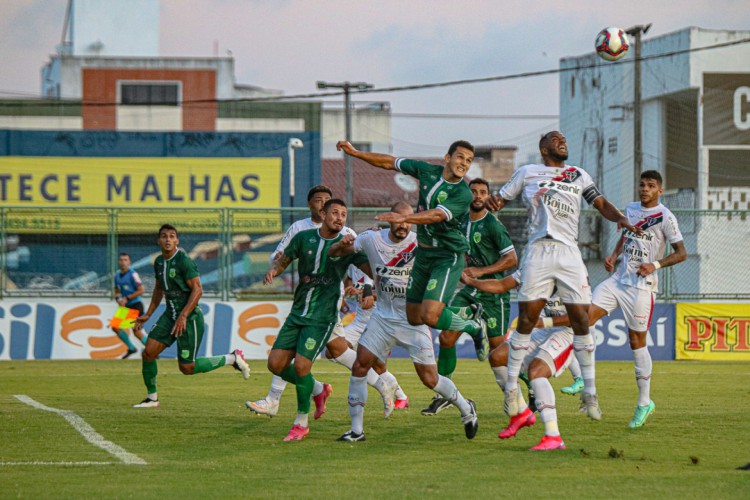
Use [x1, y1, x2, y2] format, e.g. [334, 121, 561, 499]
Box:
[391, 112, 559, 120]
[0, 36, 748, 107]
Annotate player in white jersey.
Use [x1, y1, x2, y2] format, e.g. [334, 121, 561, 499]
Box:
[329, 202, 479, 442]
[550, 171, 686, 428]
[487, 131, 639, 421]
[248, 185, 394, 417]
[463, 271, 575, 450]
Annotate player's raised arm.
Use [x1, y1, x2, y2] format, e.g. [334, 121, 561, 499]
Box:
[460, 273, 518, 294]
[328, 233, 357, 257]
[337, 141, 396, 170]
[592, 196, 641, 234]
[375, 208, 446, 225]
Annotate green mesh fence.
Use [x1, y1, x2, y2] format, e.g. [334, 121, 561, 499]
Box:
[1, 206, 747, 300]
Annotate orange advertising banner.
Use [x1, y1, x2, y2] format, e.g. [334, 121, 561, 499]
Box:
[676, 303, 750, 360]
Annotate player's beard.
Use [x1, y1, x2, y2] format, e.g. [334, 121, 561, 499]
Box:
[549, 150, 568, 162]
[470, 201, 486, 213]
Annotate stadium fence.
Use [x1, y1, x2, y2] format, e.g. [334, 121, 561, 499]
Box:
[1, 206, 747, 301]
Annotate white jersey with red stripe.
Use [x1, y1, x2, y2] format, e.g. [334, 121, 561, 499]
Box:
[353, 229, 417, 321]
[499, 164, 602, 246]
[615, 202, 683, 292]
[344, 265, 374, 333]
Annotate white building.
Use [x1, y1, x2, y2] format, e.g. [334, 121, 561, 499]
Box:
[560, 27, 750, 298]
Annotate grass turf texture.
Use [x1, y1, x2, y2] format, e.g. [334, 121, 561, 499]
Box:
[1, 359, 749, 498]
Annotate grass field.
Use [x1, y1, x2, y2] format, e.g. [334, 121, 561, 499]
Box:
[2, 358, 749, 498]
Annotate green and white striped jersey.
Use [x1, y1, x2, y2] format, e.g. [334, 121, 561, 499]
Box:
[284, 228, 368, 323]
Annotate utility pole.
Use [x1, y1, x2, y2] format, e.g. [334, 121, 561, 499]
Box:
[626, 24, 652, 199]
[316, 81, 374, 211]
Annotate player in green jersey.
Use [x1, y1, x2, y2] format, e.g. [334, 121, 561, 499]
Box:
[422, 178, 518, 415]
[132, 224, 250, 408]
[336, 140, 487, 340]
[263, 199, 371, 441]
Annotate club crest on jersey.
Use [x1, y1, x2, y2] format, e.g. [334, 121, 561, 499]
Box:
[473, 233, 482, 244]
[635, 212, 664, 231]
[437, 191, 448, 204]
[169, 268, 176, 278]
[555, 167, 581, 183]
[304, 337, 316, 351]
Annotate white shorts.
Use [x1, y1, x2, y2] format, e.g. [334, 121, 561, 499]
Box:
[512, 327, 575, 377]
[359, 313, 436, 365]
[328, 321, 346, 342]
[593, 275, 655, 332]
[518, 240, 592, 304]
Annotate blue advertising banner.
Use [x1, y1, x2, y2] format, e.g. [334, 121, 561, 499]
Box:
[390, 302, 676, 361]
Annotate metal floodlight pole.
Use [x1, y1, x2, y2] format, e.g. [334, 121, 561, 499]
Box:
[316, 80, 374, 213]
[287, 137, 303, 292]
[626, 23, 652, 199]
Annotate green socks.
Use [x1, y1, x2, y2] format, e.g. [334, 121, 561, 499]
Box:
[194, 356, 227, 374]
[295, 372, 314, 414]
[446, 306, 473, 319]
[278, 364, 314, 414]
[142, 359, 158, 394]
[437, 346, 457, 378]
[435, 307, 481, 335]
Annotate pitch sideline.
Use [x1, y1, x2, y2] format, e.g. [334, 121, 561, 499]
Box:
[13, 395, 147, 465]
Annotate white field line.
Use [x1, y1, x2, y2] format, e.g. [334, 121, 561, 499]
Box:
[13, 395, 147, 465]
[0, 461, 115, 466]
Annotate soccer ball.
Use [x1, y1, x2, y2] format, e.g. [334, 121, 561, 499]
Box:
[595, 27, 630, 61]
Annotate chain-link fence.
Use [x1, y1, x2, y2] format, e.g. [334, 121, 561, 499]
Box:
[1, 206, 747, 301]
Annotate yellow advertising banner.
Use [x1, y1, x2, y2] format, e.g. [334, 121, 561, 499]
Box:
[676, 303, 750, 360]
[0, 157, 281, 233]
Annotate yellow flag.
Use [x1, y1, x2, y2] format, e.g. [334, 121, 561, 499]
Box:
[109, 307, 140, 330]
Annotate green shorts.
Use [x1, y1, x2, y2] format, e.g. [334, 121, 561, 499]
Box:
[406, 247, 464, 305]
[451, 287, 511, 338]
[272, 314, 336, 361]
[148, 312, 205, 364]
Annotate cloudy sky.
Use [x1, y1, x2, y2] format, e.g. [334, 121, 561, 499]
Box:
[1, 0, 749, 157]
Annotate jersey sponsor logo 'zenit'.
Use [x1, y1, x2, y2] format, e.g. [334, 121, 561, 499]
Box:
[375, 265, 410, 277]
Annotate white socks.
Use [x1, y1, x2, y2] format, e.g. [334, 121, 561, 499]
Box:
[268, 375, 287, 402]
[505, 332, 530, 392]
[573, 333, 597, 395]
[312, 380, 324, 397]
[531, 377, 559, 436]
[492, 365, 508, 390]
[334, 349, 391, 397]
[333, 348, 357, 369]
[633, 347, 652, 406]
[433, 375, 471, 416]
[294, 412, 309, 427]
[568, 355, 582, 379]
[224, 353, 236, 366]
[348, 376, 368, 434]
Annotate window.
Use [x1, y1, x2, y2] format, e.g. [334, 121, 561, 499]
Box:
[120, 83, 179, 106]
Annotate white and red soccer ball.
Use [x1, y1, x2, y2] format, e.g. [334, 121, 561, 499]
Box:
[595, 27, 630, 61]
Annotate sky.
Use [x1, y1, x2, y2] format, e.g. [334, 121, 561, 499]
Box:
[1, 0, 749, 158]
